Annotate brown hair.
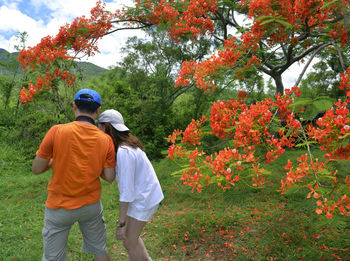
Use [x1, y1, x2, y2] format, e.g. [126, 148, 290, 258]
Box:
[103, 122, 144, 152]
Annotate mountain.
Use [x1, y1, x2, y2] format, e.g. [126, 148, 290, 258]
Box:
[0, 48, 109, 79]
[0, 48, 17, 63]
[73, 61, 108, 78]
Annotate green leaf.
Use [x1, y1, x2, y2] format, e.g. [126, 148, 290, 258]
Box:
[316, 169, 331, 177]
[339, 132, 350, 139]
[255, 16, 274, 22]
[160, 149, 170, 155]
[259, 169, 271, 175]
[313, 97, 333, 111]
[295, 141, 318, 147]
[170, 166, 191, 176]
[210, 175, 225, 184]
[260, 19, 276, 26]
[290, 96, 334, 121]
[321, 0, 340, 9]
[275, 19, 292, 28]
[290, 97, 313, 108]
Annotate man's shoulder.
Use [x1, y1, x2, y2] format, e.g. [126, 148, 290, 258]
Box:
[46, 123, 66, 133]
[48, 122, 78, 133]
[51, 122, 74, 129]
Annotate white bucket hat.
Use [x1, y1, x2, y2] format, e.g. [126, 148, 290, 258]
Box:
[97, 109, 129, 132]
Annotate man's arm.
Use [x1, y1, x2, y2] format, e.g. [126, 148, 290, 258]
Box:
[32, 156, 52, 174]
[100, 168, 115, 183]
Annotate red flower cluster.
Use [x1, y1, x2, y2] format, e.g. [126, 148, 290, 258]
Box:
[182, 116, 207, 146]
[339, 67, 350, 102]
[204, 148, 242, 190]
[174, 0, 349, 95]
[168, 87, 304, 191]
[167, 80, 349, 218]
[180, 148, 207, 193]
[246, 0, 349, 46]
[175, 36, 261, 91]
[210, 98, 247, 139]
[316, 195, 350, 219]
[308, 100, 350, 160]
[128, 0, 217, 42]
[280, 154, 320, 193]
[280, 155, 349, 219]
[167, 129, 183, 144]
[18, 0, 115, 103]
[167, 144, 187, 160]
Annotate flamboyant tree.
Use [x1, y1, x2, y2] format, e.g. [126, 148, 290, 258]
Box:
[18, 0, 350, 218]
[116, 0, 350, 94]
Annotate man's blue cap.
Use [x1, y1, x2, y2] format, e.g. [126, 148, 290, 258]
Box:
[74, 89, 101, 106]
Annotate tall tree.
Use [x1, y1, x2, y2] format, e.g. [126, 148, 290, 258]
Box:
[111, 0, 349, 94]
[16, 0, 350, 218]
[88, 30, 215, 158]
[17, 0, 349, 101]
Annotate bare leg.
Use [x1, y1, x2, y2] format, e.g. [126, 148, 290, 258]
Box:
[123, 216, 150, 261]
[95, 253, 111, 261]
[137, 237, 149, 260]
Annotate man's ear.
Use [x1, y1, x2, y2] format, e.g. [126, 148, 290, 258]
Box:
[73, 102, 78, 111]
[96, 106, 101, 114]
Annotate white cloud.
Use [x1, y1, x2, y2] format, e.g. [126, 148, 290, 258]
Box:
[0, 0, 141, 68]
[0, 5, 46, 50]
[283, 59, 318, 88]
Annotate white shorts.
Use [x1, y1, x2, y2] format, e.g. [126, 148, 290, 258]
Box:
[127, 204, 159, 222]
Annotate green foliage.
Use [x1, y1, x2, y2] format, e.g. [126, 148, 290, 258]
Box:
[290, 96, 334, 122]
[87, 66, 173, 159]
[0, 48, 22, 77]
[85, 31, 216, 159]
[0, 47, 25, 108]
[171, 87, 220, 130]
[1, 137, 349, 260]
[0, 82, 76, 159]
[71, 61, 108, 80]
[0, 76, 14, 108]
[300, 46, 350, 99]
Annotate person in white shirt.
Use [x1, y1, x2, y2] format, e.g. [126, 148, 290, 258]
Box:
[97, 109, 164, 261]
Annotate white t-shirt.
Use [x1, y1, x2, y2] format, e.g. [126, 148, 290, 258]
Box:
[116, 145, 164, 210]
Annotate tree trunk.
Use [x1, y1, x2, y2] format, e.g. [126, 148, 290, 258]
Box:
[272, 73, 284, 95]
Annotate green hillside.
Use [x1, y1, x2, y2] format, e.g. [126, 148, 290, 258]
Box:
[0, 48, 108, 79]
[73, 61, 109, 79]
[0, 48, 17, 62]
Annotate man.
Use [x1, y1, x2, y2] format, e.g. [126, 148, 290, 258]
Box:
[32, 89, 116, 261]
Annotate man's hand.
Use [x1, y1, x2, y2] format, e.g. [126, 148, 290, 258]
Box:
[100, 168, 115, 183]
[32, 156, 52, 174]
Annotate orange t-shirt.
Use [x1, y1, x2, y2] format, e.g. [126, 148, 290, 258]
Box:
[36, 121, 116, 209]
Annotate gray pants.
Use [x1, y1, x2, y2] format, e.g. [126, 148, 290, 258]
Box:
[41, 200, 108, 261]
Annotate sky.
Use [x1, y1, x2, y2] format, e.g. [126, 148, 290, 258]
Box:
[0, 0, 140, 69]
[0, 0, 311, 87]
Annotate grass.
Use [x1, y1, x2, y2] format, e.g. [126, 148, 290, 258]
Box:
[1, 139, 349, 260]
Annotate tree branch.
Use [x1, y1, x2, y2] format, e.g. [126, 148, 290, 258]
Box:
[332, 41, 346, 73]
[167, 85, 194, 107]
[104, 24, 152, 36]
[294, 42, 333, 87]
